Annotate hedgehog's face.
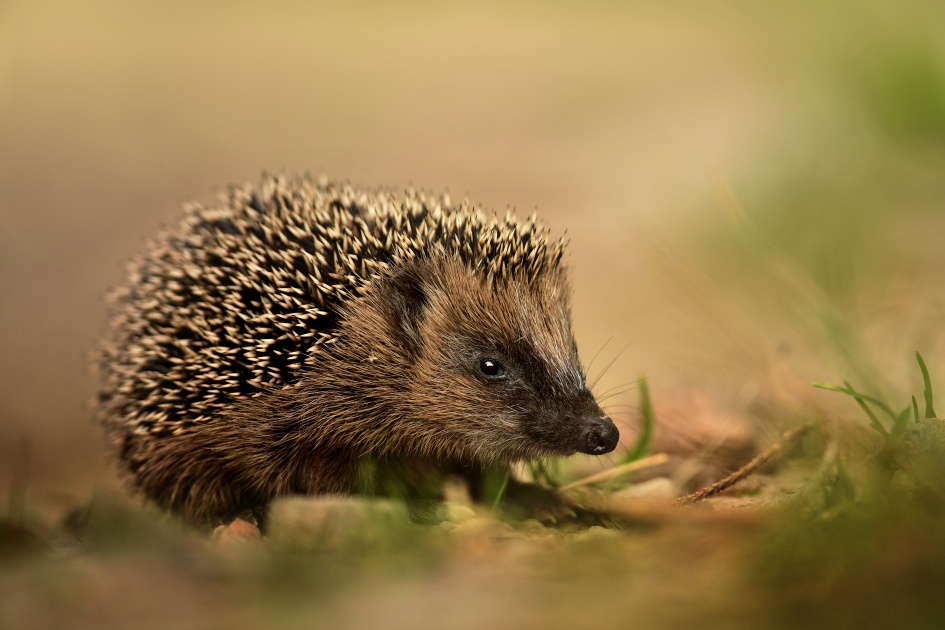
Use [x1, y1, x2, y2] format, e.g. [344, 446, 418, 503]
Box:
[437, 336, 620, 460]
[376, 258, 619, 461]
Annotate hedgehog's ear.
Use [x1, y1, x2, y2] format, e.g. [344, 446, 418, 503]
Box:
[382, 269, 428, 355]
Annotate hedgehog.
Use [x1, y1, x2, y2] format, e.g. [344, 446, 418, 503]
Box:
[96, 175, 619, 524]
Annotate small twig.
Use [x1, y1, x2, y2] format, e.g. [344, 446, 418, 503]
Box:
[559, 453, 669, 492]
[676, 424, 811, 505]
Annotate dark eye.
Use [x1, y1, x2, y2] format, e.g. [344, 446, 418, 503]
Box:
[479, 358, 505, 378]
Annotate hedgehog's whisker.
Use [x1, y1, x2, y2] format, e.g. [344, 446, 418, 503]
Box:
[584, 335, 613, 378]
[601, 404, 637, 416]
[597, 395, 637, 410]
[588, 343, 631, 391]
[603, 452, 618, 469]
[595, 379, 641, 400]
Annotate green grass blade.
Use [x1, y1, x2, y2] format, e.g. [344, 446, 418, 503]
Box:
[813, 382, 899, 420]
[623, 375, 655, 463]
[916, 352, 936, 418]
[813, 381, 891, 437]
[894, 406, 911, 435]
[526, 458, 560, 488]
[912, 395, 921, 424]
[854, 397, 891, 437]
[490, 473, 510, 513]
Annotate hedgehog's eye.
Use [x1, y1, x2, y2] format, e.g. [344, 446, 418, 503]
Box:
[479, 358, 506, 378]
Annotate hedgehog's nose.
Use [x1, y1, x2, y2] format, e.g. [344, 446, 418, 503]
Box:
[580, 416, 619, 455]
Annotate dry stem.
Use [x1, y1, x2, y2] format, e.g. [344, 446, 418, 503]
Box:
[676, 424, 811, 505]
[558, 453, 670, 492]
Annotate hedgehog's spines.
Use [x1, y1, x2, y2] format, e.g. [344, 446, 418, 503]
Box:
[98, 175, 569, 446]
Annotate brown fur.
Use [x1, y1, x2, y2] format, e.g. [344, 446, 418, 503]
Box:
[98, 177, 616, 524]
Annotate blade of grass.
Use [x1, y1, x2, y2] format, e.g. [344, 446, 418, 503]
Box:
[814, 381, 891, 436]
[526, 458, 560, 488]
[912, 395, 920, 424]
[490, 473, 510, 513]
[559, 453, 669, 491]
[853, 396, 891, 438]
[813, 382, 897, 417]
[916, 351, 936, 418]
[894, 406, 911, 435]
[842, 380, 899, 421]
[622, 375, 654, 463]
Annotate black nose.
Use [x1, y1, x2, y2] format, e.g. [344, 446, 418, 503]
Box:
[579, 416, 619, 455]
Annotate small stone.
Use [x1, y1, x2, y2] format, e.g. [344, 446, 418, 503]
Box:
[608, 477, 678, 511]
[214, 517, 261, 543]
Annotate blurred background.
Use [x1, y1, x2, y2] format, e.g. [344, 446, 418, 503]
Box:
[3, 0, 945, 542]
[6, 1, 945, 627]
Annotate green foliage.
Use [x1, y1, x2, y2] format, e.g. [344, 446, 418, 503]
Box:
[847, 36, 945, 141]
[814, 351, 938, 442]
[917, 351, 937, 419]
[489, 473, 510, 512]
[353, 455, 449, 508]
[814, 352, 936, 486]
[525, 458, 561, 488]
[622, 375, 654, 464]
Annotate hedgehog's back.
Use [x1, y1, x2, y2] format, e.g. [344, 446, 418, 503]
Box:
[97, 175, 564, 444]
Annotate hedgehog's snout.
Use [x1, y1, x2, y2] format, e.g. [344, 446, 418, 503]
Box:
[578, 415, 619, 455]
